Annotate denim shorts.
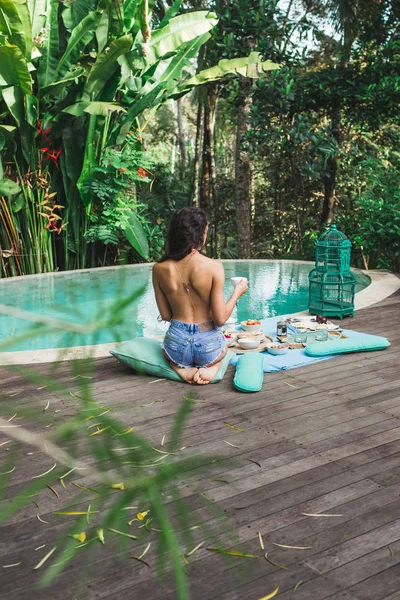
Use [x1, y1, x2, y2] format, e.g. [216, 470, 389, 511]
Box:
[162, 319, 226, 368]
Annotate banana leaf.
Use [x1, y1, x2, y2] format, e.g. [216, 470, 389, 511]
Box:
[1, 86, 25, 127]
[76, 113, 97, 209]
[0, 42, 32, 95]
[115, 32, 210, 144]
[159, 0, 182, 27]
[83, 34, 132, 100]
[140, 32, 210, 94]
[0, 124, 16, 139]
[122, 210, 149, 259]
[13, 0, 32, 58]
[96, 8, 109, 53]
[123, 0, 140, 33]
[70, 0, 97, 28]
[108, 0, 124, 37]
[37, 0, 60, 88]
[39, 68, 86, 97]
[173, 53, 281, 95]
[28, 0, 47, 40]
[61, 4, 74, 32]
[63, 101, 126, 116]
[173, 52, 280, 96]
[54, 11, 101, 79]
[132, 11, 217, 69]
[0, 0, 31, 58]
[25, 94, 38, 127]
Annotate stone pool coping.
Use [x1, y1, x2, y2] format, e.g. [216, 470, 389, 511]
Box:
[0, 265, 398, 366]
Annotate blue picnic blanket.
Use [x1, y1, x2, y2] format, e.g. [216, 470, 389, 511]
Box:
[229, 316, 367, 373]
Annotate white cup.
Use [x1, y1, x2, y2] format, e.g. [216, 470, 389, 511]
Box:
[231, 276, 247, 288]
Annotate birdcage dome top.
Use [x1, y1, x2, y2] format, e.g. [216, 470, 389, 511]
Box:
[317, 223, 351, 247]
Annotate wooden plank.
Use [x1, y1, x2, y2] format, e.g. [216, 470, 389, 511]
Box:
[304, 518, 400, 574]
[347, 563, 400, 599]
[323, 538, 400, 590]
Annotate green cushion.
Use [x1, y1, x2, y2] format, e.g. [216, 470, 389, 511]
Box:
[110, 338, 233, 384]
[233, 353, 264, 393]
[305, 334, 390, 357]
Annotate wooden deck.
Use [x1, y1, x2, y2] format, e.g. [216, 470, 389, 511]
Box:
[1, 289, 400, 600]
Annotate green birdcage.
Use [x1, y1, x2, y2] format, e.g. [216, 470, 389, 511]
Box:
[308, 223, 356, 318]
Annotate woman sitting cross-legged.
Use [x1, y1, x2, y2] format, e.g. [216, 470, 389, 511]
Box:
[152, 207, 248, 385]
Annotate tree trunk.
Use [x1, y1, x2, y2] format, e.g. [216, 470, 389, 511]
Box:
[176, 98, 186, 165]
[322, 100, 341, 224]
[235, 76, 254, 259]
[171, 141, 176, 174]
[209, 85, 219, 257]
[200, 102, 211, 213]
[200, 83, 219, 256]
[192, 101, 203, 207]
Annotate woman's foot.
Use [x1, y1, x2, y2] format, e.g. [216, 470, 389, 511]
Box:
[192, 361, 222, 385]
[169, 364, 199, 384]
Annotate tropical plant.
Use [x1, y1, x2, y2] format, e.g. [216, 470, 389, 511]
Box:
[0, 0, 280, 276]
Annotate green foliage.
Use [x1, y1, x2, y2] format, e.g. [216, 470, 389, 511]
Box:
[137, 162, 192, 260]
[83, 136, 153, 261]
[342, 141, 400, 271]
[246, 25, 400, 264]
[0, 0, 280, 277]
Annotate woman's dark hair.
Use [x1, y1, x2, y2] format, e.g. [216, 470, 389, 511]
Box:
[159, 207, 208, 262]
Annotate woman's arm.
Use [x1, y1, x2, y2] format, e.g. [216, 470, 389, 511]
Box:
[152, 265, 173, 321]
[210, 261, 248, 326]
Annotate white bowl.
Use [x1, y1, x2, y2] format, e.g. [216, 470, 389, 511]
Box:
[238, 337, 260, 350]
[240, 320, 262, 332]
[266, 342, 289, 356]
[223, 320, 237, 332]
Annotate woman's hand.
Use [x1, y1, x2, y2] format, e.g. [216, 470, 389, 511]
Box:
[233, 278, 248, 299]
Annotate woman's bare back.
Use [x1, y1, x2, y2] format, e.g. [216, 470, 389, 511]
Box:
[153, 251, 218, 323]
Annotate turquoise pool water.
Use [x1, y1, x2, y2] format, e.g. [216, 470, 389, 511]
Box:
[0, 261, 370, 352]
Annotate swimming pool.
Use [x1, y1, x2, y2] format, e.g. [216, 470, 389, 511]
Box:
[0, 260, 371, 352]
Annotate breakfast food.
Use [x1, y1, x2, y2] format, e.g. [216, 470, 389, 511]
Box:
[244, 319, 261, 326]
[269, 344, 286, 349]
[291, 320, 314, 330]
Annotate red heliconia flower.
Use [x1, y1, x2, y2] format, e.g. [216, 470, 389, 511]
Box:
[40, 147, 49, 153]
[137, 167, 147, 178]
[36, 120, 42, 134]
[43, 128, 51, 136]
[46, 148, 63, 167]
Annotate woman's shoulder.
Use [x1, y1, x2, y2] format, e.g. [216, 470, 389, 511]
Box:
[196, 255, 224, 274]
[153, 260, 171, 277]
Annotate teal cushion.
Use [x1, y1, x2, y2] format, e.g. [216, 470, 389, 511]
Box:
[110, 338, 233, 384]
[233, 353, 264, 392]
[305, 334, 390, 357]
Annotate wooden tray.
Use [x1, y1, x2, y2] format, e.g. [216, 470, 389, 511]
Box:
[225, 331, 273, 353]
[287, 318, 339, 331]
[278, 330, 348, 349]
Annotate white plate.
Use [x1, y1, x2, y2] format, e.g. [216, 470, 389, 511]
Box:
[315, 323, 340, 331]
[291, 318, 339, 331]
[290, 320, 316, 331]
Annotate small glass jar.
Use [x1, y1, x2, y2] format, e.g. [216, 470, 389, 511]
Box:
[277, 321, 287, 337]
[315, 329, 329, 342]
[294, 328, 307, 344]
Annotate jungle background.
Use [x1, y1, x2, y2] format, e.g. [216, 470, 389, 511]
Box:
[0, 0, 399, 277]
